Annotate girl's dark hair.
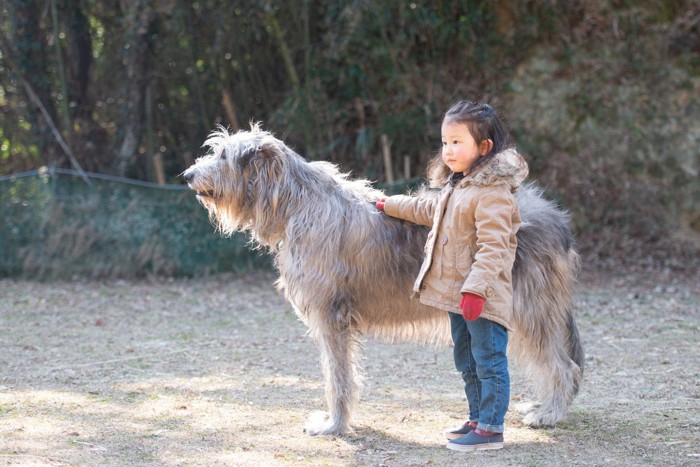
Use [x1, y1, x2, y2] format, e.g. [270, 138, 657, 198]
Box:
[427, 100, 511, 186]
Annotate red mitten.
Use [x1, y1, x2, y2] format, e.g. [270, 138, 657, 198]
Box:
[460, 293, 485, 320]
[376, 198, 387, 211]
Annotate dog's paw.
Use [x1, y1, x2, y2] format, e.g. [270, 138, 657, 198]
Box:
[523, 409, 559, 428]
[513, 400, 540, 415]
[304, 411, 350, 436]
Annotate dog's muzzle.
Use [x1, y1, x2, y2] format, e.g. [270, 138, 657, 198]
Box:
[183, 170, 196, 184]
[183, 170, 216, 198]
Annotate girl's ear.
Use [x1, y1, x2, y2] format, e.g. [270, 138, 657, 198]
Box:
[479, 139, 494, 156]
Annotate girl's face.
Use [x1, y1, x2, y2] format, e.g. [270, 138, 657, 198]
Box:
[441, 121, 492, 174]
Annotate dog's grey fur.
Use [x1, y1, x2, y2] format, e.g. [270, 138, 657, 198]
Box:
[183, 125, 584, 435]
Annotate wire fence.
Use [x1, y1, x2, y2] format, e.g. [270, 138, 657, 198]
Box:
[0, 167, 190, 190]
[0, 169, 268, 279]
[0, 168, 422, 279]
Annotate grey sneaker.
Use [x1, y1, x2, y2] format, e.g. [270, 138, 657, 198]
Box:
[445, 422, 476, 440]
[446, 430, 504, 451]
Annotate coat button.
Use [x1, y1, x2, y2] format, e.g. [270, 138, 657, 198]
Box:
[421, 285, 427, 290]
[485, 286, 495, 297]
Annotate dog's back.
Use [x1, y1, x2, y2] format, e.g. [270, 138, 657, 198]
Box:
[280, 167, 581, 364]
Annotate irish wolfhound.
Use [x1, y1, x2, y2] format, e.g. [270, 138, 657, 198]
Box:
[183, 125, 584, 435]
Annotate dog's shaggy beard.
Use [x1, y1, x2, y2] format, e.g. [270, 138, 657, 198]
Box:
[196, 169, 248, 236]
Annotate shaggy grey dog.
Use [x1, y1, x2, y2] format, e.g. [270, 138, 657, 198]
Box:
[183, 125, 583, 435]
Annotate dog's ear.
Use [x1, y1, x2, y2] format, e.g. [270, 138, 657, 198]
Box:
[237, 144, 263, 168]
[256, 142, 278, 160]
[238, 148, 255, 168]
[239, 142, 276, 168]
[254, 142, 287, 185]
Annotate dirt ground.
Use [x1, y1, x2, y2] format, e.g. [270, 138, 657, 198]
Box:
[1, 268, 698, 466]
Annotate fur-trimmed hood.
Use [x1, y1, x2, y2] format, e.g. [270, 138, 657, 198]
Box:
[461, 148, 529, 191]
[429, 148, 529, 192]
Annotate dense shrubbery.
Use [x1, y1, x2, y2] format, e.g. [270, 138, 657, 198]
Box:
[0, 172, 271, 278]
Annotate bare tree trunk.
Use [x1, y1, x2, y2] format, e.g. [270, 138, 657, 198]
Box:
[58, 0, 93, 120]
[263, 3, 300, 93]
[50, 0, 71, 145]
[7, 0, 59, 166]
[114, 0, 156, 177]
[55, 0, 112, 173]
[381, 134, 394, 184]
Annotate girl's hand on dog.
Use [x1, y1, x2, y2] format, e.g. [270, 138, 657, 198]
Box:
[460, 293, 485, 320]
[375, 198, 386, 211]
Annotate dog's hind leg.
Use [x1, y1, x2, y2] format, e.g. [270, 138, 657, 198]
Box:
[305, 302, 363, 436]
[518, 336, 582, 427]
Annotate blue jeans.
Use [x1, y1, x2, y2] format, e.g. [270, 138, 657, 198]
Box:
[449, 312, 510, 433]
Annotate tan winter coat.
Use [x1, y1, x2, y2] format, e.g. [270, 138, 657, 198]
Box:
[383, 149, 529, 331]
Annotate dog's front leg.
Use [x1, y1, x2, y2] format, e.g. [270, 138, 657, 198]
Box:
[305, 305, 363, 436]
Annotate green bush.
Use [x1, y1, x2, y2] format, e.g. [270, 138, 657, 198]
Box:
[0, 173, 270, 279]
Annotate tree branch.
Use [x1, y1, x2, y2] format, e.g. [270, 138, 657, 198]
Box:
[0, 33, 92, 185]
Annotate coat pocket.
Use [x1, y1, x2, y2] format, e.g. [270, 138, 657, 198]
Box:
[432, 234, 448, 280]
[456, 244, 474, 286]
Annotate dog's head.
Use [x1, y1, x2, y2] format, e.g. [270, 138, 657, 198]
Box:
[183, 123, 294, 239]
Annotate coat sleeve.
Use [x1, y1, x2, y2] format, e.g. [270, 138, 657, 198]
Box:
[460, 190, 516, 298]
[383, 194, 437, 227]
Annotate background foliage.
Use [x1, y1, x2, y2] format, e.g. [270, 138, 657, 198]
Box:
[1, 0, 699, 277]
[0, 172, 271, 278]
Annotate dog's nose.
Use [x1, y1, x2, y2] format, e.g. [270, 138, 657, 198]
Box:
[183, 171, 194, 183]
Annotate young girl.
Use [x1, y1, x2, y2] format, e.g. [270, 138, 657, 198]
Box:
[376, 101, 528, 451]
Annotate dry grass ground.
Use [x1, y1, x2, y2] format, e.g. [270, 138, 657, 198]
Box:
[1, 269, 698, 466]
